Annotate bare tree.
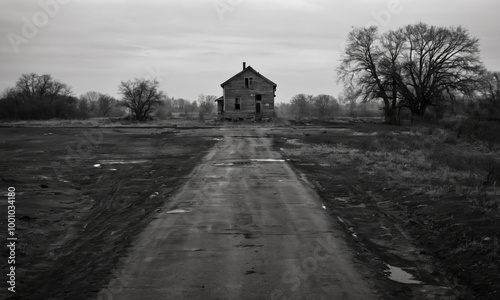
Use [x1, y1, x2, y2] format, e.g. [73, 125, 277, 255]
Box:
[337, 27, 395, 123]
[198, 94, 216, 119]
[379, 29, 406, 122]
[338, 23, 484, 123]
[477, 71, 500, 120]
[97, 94, 114, 117]
[3, 73, 74, 119]
[398, 23, 483, 117]
[119, 78, 165, 121]
[16, 73, 72, 100]
[313, 94, 336, 119]
[290, 94, 313, 119]
[80, 91, 100, 102]
[482, 71, 500, 106]
[79, 91, 99, 116]
[190, 101, 198, 115]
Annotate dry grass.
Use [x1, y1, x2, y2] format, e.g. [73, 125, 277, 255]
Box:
[282, 129, 500, 211]
[450, 235, 500, 266]
[0, 118, 219, 127]
[278, 125, 500, 297]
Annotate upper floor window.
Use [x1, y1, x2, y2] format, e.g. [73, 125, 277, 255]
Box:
[244, 77, 253, 88]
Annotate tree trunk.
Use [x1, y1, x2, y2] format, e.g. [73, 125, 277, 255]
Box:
[384, 106, 398, 124]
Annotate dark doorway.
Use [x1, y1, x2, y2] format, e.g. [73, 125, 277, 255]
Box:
[256, 102, 261, 114]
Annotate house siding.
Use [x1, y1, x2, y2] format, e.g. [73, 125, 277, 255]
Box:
[220, 67, 275, 120]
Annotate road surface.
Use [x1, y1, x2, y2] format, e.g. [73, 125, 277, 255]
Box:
[99, 128, 376, 300]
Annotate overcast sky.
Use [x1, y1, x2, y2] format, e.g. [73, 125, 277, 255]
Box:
[1, 0, 499, 103]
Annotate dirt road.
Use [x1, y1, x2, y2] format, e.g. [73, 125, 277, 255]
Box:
[99, 128, 375, 300]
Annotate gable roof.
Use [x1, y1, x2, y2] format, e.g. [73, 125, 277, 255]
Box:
[221, 66, 277, 87]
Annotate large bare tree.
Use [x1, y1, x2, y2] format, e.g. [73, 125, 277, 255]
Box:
[337, 27, 395, 123]
[3, 73, 74, 119]
[338, 23, 484, 123]
[119, 78, 165, 121]
[398, 23, 483, 117]
[15, 73, 72, 100]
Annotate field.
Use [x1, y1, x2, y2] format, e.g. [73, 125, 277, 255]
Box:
[0, 123, 221, 299]
[0, 120, 499, 299]
[271, 121, 500, 299]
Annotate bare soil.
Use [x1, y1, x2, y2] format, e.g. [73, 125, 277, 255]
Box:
[270, 122, 500, 300]
[0, 126, 220, 299]
[1, 122, 498, 299]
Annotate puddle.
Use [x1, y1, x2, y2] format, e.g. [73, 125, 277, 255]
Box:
[214, 159, 285, 166]
[351, 131, 378, 136]
[166, 208, 192, 214]
[93, 164, 101, 168]
[384, 264, 423, 284]
[322, 204, 327, 210]
[213, 163, 234, 166]
[250, 159, 285, 162]
[205, 175, 222, 178]
[98, 159, 148, 164]
[298, 163, 331, 167]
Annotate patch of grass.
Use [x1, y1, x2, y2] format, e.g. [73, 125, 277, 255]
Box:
[276, 125, 500, 298]
[279, 124, 500, 213]
[446, 230, 500, 267]
[430, 151, 500, 185]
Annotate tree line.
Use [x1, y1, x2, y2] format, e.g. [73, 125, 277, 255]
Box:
[276, 93, 380, 120]
[0, 74, 216, 121]
[337, 22, 500, 124]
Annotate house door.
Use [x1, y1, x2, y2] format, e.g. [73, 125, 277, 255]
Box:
[255, 94, 262, 114]
[256, 102, 261, 114]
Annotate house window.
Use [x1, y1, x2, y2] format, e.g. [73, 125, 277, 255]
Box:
[244, 77, 253, 88]
[235, 97, 241, 110]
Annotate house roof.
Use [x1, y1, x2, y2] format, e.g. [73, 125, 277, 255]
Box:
[220, 66, 277, 88]
[215, 96, 223, 102]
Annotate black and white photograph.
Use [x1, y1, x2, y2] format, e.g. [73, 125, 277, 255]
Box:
[1, 0, 499, 299]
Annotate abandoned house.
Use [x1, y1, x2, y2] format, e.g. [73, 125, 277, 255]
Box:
[216, 62, 276, 121]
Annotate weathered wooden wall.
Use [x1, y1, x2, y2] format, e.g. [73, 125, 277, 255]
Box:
[222, 68, 275, 120]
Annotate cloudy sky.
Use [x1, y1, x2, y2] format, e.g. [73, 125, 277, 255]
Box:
[1, 0, 499, 103]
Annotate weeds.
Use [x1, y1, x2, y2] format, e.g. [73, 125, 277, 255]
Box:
[278, 126, 500, 298]
[450, 235, 500, 266]
[284, 127, 500, 212]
